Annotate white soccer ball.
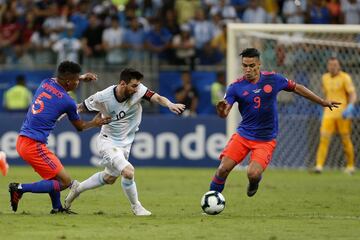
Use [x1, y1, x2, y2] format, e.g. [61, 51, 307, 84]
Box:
[201, 191, 225, 215]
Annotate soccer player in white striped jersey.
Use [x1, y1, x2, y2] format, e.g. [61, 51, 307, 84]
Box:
[64, 68, 185, 216]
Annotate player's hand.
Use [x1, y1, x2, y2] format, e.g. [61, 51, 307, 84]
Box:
[92, 112, 112, 126]
[343, 103, 355, 118]
[216, 100, 228, 118]
[323, 100, 341, 111]
[169, 103, 186, 115]
[80, 73, 98, 82]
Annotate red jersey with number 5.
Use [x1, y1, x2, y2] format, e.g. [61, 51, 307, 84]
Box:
[19, 78, 80, 143]
[225, 72, 296, 141]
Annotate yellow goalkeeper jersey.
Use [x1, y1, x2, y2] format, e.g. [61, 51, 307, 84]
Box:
[322, 71, 355, 118]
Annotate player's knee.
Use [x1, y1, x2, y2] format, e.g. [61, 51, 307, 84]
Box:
[60, 178, 72, 189]
[121, 165, 134, 179]
[103, 174, 117, 184]
[247, 167, 262, 180]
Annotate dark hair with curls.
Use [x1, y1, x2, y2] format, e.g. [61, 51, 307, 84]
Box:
[119, 68, 144, 84]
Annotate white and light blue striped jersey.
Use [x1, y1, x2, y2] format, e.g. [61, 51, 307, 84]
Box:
[84, 83, 148, 147]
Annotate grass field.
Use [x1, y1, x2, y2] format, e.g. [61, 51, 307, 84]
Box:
[0, 166, 359, 240]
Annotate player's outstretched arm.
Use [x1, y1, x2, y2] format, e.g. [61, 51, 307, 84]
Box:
[71, 113, 111, 131]
[150, 93, 185, 115]
[216, 100, 232, 118]
[79, 73, 98, 82]
[294, 84, 341, 111]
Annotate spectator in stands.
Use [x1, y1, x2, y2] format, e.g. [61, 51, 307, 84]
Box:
[14, 10, 36, 67]
[211, 71, 226, 107]
[69, 0, 90, 39]
[0, 9, 21, 64]
[242, 0, 269, 23]
[211, 21, 227, 56]
[307, 0, 331, 24]
[171, 24, 196, 67]
[209, 0, 238, 21]
[190, 8, 216, 52]
[52, 22, 82, 65]
[175, 0, 201, 24]
[3, 74, 33, 111]
[30, 24, 58, 65]
[163, 9, 180, 36]
[123, 5, 149, 31]
[33, 0, 58, 29]
[141, 0, 162, 20]
[197, 41, 223, 65]
[122, 17, 146, 67]
[340, 0, 360, 24]
[262, 0, 280, 22]
[327, 0, 341, 24]
[175, 71, 198, 117]
[282, 0, 307, 24]
[102, 16, 126, 65]
[230, 0, 249, 19]
[81, 13, 105, 68]
[145, 18, 173, 63]
[314, 57, 357, 175]
[42, 3, 67, 39]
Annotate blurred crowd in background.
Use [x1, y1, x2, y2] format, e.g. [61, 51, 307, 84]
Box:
[0, 0, 359, 67]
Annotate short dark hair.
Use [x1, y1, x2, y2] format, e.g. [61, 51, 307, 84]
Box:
[120, 68, 144, 83]
[239, 48, 260, 59]
[16, 75, 26, 85]
[57, 61, 81, 78]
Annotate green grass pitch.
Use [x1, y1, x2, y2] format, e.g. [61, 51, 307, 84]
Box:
[0, 166, 359, 240]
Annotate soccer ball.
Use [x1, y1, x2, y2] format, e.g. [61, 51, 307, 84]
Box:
[201, 191, 225, 215]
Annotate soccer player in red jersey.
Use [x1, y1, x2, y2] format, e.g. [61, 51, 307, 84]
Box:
[9, 61, 111, 213]
[210, 48, 341, 197]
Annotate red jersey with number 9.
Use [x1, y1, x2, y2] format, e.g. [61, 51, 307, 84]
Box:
[225, 72, 296, 141]
[19, 78, 80, 143]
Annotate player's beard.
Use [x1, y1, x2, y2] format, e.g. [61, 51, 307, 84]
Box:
[124, 89, 134, 99]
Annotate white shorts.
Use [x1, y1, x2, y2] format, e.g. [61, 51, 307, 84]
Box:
[96, 134, 132, 177]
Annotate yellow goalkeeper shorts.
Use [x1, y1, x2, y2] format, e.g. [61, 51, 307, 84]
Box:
[320, 118, 351, 135]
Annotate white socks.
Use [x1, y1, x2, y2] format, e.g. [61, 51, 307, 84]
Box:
[121, 177, 139, 206]
[77, 171, 105, 193]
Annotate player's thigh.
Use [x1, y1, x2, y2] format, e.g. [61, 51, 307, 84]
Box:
[16, 136, 63, 180]
[220, 133, 250, 164]
[336, 119, 351, 134]
[249, 139, 277, 170]
[100, 147, 131, 177]
[320, 118, 336, 135]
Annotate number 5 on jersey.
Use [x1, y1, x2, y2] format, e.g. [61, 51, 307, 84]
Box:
[32, 92, 52, 114]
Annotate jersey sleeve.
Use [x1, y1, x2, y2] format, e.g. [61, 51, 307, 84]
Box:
[277, 74, 296, 92]
[66, 98, 80, 121]
[224, 83, 236, 105]
[131, 83, 148, 104]
[84, 91, 104, 112]
[344, 73, 355, 94]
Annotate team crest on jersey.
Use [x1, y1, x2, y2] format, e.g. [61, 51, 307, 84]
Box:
[263, 84, 272, 93]
[242, 91, 249, 96]
[252, 89, 261, 94]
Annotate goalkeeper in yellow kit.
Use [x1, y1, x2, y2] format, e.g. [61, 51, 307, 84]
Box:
[314, 57, 357, 174]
